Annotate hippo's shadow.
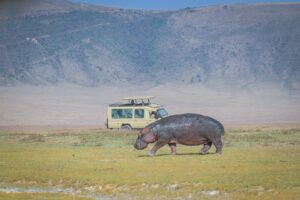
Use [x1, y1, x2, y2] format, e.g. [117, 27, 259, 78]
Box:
[138, 152, 216, 157]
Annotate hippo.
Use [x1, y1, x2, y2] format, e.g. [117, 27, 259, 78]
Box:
[134, 113, 224, 156]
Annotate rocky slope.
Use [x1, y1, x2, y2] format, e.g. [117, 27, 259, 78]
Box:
[0, 0, 299, 90]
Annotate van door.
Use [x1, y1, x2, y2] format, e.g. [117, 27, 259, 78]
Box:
[110, 108, 133, 128]
[133, 109, 147, 128]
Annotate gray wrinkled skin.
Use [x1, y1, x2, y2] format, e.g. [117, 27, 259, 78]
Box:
[134, 113, 224, 156]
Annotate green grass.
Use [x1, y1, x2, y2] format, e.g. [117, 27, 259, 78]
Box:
[0, 192, 90, 200]
[0, 128, 300, 199]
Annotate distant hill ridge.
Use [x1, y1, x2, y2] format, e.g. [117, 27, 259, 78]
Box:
[0, 0, 299, 90]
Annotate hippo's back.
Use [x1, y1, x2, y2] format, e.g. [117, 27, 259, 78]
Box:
[152, 113, 225, 136]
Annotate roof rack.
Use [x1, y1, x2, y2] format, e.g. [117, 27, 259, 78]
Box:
[122, 96, 154, 101]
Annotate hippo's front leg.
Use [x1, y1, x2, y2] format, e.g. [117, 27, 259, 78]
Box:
[148, 140, 167, 156]
[168, 143, 176, 155]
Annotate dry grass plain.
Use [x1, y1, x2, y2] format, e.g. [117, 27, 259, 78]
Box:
[0, 126, 300, 200]
[1, 84, 300, 199]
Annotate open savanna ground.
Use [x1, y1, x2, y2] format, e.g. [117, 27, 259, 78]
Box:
[0, 126, 300, 199]
[1, 85, 300, 127]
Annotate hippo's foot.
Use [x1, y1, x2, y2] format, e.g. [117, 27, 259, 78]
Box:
[215, 151, 222, 155]
[170, 152, 176, 156]
[147, 151, 155, 157]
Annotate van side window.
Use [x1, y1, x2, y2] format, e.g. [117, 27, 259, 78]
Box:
[112, 109, 133, 119]
[134, 109, 144, 118]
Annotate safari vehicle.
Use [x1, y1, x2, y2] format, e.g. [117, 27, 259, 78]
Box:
[106, 96, 168, 130]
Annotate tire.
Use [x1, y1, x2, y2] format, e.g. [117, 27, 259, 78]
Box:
[121, 124, 132, 131]
[104, 118, 108, 129]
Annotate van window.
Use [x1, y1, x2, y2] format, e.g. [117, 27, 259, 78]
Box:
[112, 109, 133, 119]
[157, 108, 168, 118]
[135, 109, 144, 118]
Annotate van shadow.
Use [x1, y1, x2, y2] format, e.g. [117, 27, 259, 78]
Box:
[138, 152, 216, 157]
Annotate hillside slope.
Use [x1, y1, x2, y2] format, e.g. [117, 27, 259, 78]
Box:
[0, 0, 299, 89]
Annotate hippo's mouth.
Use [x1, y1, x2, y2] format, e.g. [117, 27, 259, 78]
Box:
[134, 142, 148, 150]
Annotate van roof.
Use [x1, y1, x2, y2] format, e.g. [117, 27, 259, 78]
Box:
[109, 102, 160, 108]
[122, 96, 154, 101]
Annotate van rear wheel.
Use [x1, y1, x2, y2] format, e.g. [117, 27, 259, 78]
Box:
[121, 124, 132, 131]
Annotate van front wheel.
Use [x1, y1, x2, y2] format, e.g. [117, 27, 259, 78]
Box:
[121, 124, 132, 131]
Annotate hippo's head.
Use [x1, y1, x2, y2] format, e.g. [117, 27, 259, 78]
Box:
[134, 127, 156, 150]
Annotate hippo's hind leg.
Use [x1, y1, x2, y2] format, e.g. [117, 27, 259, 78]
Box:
[212, 138, 223, 154]
[148, 140, 167, 156]
[199, 142, 212, 154]
[168, 143, 177, 155]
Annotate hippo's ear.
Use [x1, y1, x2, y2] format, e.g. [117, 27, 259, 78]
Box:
[142, 127, 150, 135]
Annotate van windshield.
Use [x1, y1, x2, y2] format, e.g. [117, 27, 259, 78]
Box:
[157, 108, 168, 118]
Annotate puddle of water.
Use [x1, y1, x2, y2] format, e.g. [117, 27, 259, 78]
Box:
[201, 190, 220, 196]
[0, 186, 114, 200]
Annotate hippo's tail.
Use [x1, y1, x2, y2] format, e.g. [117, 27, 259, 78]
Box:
[220, 124, 225, 135]
[207, 116, 225, 136]
[215, 120, 225, 135]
